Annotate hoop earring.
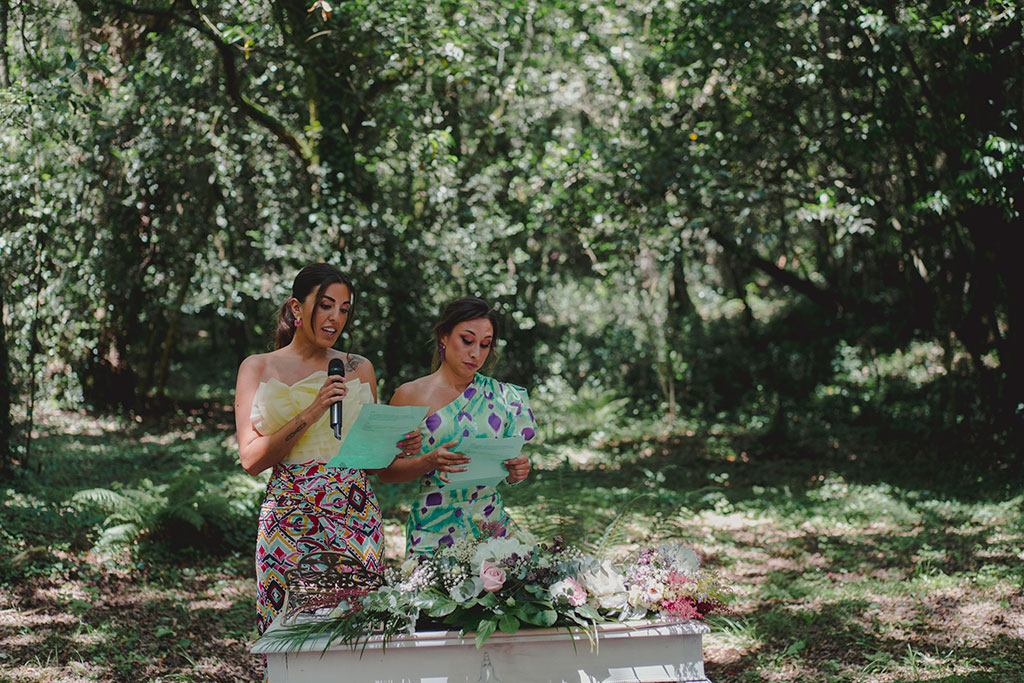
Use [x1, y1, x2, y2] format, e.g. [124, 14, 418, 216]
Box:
[295, 318, 303, 327]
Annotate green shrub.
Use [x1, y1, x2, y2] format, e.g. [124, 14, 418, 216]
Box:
[70, 465, 262, 557]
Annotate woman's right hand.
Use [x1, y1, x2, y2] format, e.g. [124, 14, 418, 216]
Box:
[425, 440, 470, 482]
[308, 373, 349, 421]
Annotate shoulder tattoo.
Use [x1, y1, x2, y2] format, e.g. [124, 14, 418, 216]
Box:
[345, 354, 366, 373]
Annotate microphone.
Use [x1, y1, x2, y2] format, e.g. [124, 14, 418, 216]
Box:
[328, 358, 345, 440]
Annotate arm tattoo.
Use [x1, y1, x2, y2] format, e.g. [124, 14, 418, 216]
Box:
[285, 420, 307, 442]
[345, 354, 365, 373]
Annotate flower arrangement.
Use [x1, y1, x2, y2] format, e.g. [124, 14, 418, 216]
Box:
[271, 523, 729, 651]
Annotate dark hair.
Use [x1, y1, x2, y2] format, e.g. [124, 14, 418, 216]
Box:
[431, 297, 500, 371]
[275, 263, 355, 349]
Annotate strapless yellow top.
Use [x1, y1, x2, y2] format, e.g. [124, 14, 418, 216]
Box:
[250, 370, 375, 464]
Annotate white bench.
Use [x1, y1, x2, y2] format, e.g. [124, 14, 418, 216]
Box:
[253, 618, 712, 682]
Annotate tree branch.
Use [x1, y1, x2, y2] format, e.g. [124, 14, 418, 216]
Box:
[97, 0, 313, 165]
[710, 231, 842, 313]
[211, 37, 312, 162]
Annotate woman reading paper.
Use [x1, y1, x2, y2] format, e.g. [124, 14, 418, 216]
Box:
[378, 297, 537, 555]
[233, 263, 420, 639]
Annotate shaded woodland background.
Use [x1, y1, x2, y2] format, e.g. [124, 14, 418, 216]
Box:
[1, 2, 1023, 682]
[1, 0, 1021, 459]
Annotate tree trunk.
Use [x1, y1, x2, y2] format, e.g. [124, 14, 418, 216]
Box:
[23, 231, 45, 470]
[665, 240, 700, 420]
[962, 206, 1023, 424]
[0, 283, 13, 472]
[77, 333, 137, 411]
[380, 231, 404, 400]
[137, 306, 166, 399]
[0, 0, 10, 89]
[154, 271, 193, 399]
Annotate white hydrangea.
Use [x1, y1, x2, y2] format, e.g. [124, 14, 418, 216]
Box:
[441, 42, 465, 61]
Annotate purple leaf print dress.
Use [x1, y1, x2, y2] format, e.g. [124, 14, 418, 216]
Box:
[406, 374, 537, 556]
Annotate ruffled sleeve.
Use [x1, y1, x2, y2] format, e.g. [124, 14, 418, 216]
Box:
[501, 382, 537, 442]
[249, 372, 376, 464]
[250, 378, 305, 437]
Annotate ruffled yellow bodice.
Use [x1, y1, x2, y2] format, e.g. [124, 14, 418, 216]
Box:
[250, 371, 375, 464]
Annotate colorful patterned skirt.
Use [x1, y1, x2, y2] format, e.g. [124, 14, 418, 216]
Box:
[406, 484, 511, 556]
[255, 462, 383, 635]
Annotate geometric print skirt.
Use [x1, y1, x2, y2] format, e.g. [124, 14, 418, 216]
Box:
[255, 461, 383, 636]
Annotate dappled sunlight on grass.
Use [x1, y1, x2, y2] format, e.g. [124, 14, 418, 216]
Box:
[0, 551, 260, 682]
[2, 412, 1021, 681]
[2, 662, 101, 683]
[561, 427, 1024, 682]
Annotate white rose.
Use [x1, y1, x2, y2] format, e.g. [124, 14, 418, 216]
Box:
[628, 584, 647, 608]
[579, 561, 628, 611]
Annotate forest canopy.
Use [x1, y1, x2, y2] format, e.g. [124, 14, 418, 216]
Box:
[1, 0, 1021, 470]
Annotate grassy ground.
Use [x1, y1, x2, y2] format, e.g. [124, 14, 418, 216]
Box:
[1, 408, 1021, 682]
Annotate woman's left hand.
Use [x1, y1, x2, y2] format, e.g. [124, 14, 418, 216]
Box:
[503, 456, 530, 484]
[396, 430, 423, 458]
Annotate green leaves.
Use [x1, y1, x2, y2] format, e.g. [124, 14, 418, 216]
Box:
[415, 592, 458, 618]
[3, 0, 1018, 448]
[474, 618, 498, 649]
[498, 613, 520, 635]
[573, 604, 602, 622]
[519, 602, 559, 627]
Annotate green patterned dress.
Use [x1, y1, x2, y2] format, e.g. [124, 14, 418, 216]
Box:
[406, 373, 537, 555]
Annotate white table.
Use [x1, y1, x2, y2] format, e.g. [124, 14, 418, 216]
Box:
[252, 618, 712, 682]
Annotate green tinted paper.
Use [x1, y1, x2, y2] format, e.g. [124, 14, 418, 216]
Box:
[327, 404, 429, 469]
[445, 436, 526, 489]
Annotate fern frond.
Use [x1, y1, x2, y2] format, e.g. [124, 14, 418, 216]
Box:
[647, 486, 722, 543]
[513, 504, 589, 547]
[164, 505, 206, 531]
[71, 488, 132, 510]
[95, 522, 144, 549]
[591, 492, 654, 560]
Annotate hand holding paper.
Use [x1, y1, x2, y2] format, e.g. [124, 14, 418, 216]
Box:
[443, 436, 526, 489]
[327, 404, 429, 470]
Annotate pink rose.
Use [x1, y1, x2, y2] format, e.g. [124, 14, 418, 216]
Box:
[567, 579, 587, 607]
[480, 560, 506, 592]
[550, 577, 587, 606]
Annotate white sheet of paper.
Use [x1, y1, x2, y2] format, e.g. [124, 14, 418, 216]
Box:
[444, 436, 526, 489]
[326, 403, 429, 470]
